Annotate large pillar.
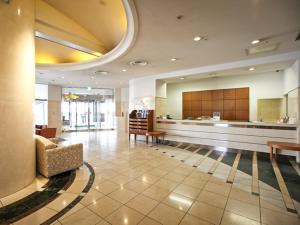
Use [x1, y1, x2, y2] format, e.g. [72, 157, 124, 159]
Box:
[0, 0, 35, 197]
[48, 85, 62, 136]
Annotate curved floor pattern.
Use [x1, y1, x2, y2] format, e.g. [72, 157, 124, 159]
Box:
[0, 162, 94, 225]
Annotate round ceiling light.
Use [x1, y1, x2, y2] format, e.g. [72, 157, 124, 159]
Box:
[251, 39, 260, 45]
[122, 69, 127, 72]
[180, 77, 185, 80]
[193, 36, 203, 41]
[94, 70, 109, 75]
[248, 67, 255, 71]
[171, 58, 177, 62]
[129, 60, 148, 66]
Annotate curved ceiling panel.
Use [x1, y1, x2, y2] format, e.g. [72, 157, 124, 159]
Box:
[35, 0, 132, 65]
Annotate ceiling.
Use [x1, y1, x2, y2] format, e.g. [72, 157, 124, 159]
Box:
[43, 0, 127, 51]
[36, 0, 300, 88]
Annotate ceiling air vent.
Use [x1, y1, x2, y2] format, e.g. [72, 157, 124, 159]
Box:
[246, 43, 279, 55]
[129, 60, 148, 66]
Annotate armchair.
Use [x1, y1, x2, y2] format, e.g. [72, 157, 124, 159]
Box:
[35, 135, 83, 177]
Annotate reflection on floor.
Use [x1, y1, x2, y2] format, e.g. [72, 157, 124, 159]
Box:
[0, 130, 299, 225]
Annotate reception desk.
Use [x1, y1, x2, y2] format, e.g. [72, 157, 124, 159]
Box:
[156, 119, 299, 155]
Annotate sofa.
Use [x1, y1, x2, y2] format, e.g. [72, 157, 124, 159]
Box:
[35, 135, 83, 178]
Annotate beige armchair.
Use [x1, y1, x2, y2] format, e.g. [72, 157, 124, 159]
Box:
[35, 135, 83, 178]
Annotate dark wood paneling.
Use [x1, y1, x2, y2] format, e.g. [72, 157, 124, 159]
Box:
[182, 87, 249, 121]
[223, 111, 236, 120]
[191, 101, 201, 111]
[224, 89, 236, 100]
[224, 100, 236, 111]
[236, 111, 249, 121]
[191, 91, 202, 101]
[236, 88, 249, 99]
[212, 90, 223, 100]
[236, 99, 249, 111]
[202, 101, 212, 110]
[202, 91, 212, 100]
[183, 92, 192, 101]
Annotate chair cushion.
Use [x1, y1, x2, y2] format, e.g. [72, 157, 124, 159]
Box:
[35, 135, 57, 149]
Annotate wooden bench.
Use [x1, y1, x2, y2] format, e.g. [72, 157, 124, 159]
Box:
[145, 131, 166, 145]
[267, 141, 300, 160]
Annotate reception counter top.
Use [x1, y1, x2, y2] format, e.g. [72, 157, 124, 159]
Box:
[156, 119, 299, 155]
[156, 119, 298, 130]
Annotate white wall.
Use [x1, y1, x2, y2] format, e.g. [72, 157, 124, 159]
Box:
[167, 71, 284, 121]
[283, 60, 299, 94]
[35, 84, 48, 100]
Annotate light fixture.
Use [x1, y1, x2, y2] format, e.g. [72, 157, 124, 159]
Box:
[61, 76, 64, 79]
[91, 76, 95, 79]
[87, 87, 92, 91]
[122, 69, 127, 72]
[171, 58, 177, 62]
[129, 60, 148, 66]
[180, 77, 185, 80]
[193, 36, 202, 41]
[94, 70, 108, 75]
[248, 67, 255, 71]
[17, 8, 21, 16]
[251, 39, 260, 45]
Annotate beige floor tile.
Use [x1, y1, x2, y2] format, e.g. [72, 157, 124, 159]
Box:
[88, 196, 122, 218]
[229, 187, 259, 206]
[261, 207, 300, 225]
[14, 207, 57, 225]
[1, 188, 36, 206]
[126, 194, 159, 215]
[143, 186, 171, 202]
[65, 180, 87, 194]
[225, 198, 260, 222]
[96, 220, 111, 225]
[180, 214, 212, 225]
[221, 211, 260, 225]
[188, 201, 223, 224]
[182, 177, 206, 189]
[164, 172, 187, 183]
[204, 182, 231, 197]
[173, 184, 201, 199]
[197, 190, 227, 209]
[59, 203, 85, 220]
[59, 208, 102, 225]
[260, 196, 286, 213]
[138, 216, 162, 225]
[153, 179, 179, 191]
[148, 203, 185, 225]
[110, 174, 134, 185]
[147, 168, 169, 177]
[124, 180, 151, 193]
[136, 174, 160, 184]
[106, 205, 144, 225]
[80, 190, 104, 206]
[47, 193, 78, 211]
[108, 188, 138, 204]
[163, 192, 193, 212]
[94, 180, 120, 195]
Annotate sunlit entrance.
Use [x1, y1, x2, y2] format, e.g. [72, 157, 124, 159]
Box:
[62, 88, 115, 131]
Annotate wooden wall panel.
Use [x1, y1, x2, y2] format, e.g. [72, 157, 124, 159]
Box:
[182, 87, 249, 121]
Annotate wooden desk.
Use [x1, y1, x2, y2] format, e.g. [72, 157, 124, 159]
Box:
[145, 131, 166, 145]
[267, 141, 300, 160]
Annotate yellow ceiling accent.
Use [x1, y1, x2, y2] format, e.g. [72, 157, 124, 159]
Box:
[35, 0, 125, 64]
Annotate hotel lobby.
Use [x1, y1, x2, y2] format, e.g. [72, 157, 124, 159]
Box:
[1, 0, 300, 224]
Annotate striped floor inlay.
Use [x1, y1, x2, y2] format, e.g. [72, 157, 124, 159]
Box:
[227, 151, 241, 183]
[252, 152, 260, 195]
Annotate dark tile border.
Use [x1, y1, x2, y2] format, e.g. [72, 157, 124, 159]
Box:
[41, 162, 95, 225]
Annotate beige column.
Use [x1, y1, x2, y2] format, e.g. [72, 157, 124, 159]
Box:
[0, 0, 36, 197]
[48, 85, 62, 136]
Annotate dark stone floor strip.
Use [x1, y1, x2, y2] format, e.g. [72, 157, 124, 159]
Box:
[0, 170, 74, 224]
[237, 150, 253, 176]
[197, 148, 210, 155]
[221, 151, 237, 167]
[42, 162, 95, 225]
[257, 152, 280, 191]
[208, 150, 223, 160]
[276, 155, 300, 203]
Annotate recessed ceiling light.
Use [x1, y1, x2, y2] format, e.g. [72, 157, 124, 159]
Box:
[17, 8, 21, 16]
[129, 60, 148, 66]
[87, 87, 92, 91]
[251, 39, 260, 45]
[248, 67, 255, 71]
[61, 76, 64, 79]
[91, 76, 95, 79]
[193, 36, 202, 41]
[171, 58, 177, 62]
[94, 70, 108, 75]
[122, 69, 127, 72]
[180, 77, 185, 80]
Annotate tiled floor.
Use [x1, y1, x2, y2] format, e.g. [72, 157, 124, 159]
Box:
[1, 130, 300, 225]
